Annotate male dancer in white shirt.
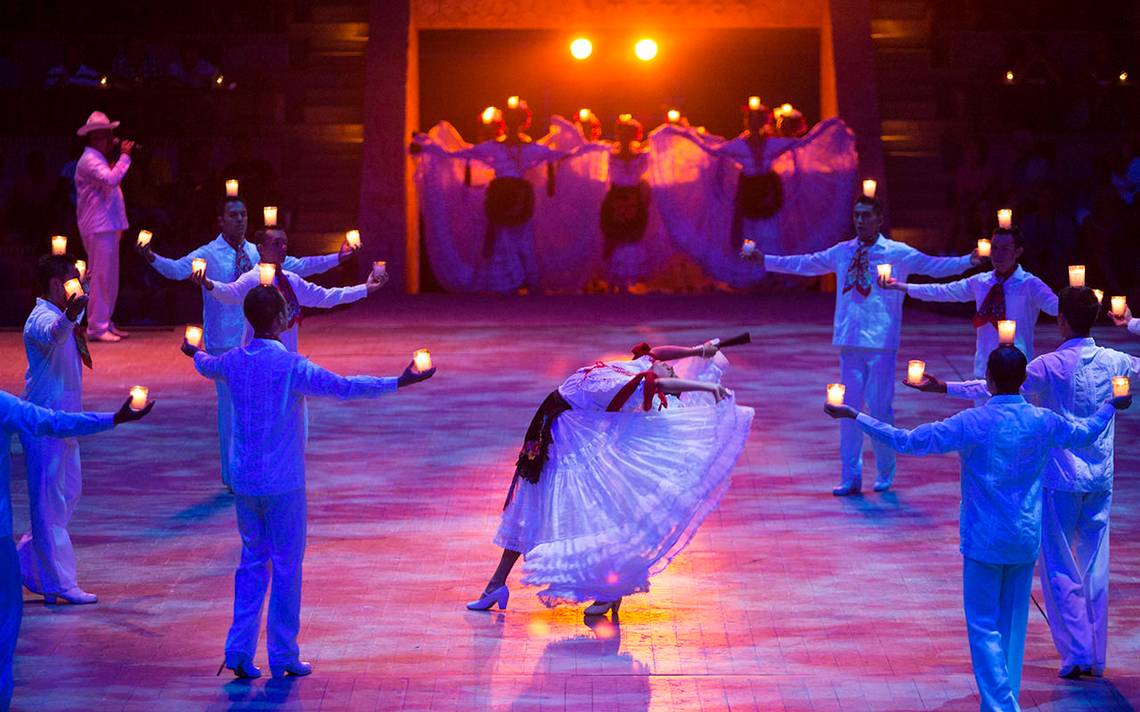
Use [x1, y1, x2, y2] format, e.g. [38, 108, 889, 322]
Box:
[881, 226, 1058, 379]
[139, 196, 353, 488]
[1, 392, 153, 711]
[185, 287, 432, 679]
[17, 256, 102, 604]
[913, 287, 1140, 679]
[191, 227, 387, 353]
[827, 345, 1126, 712]
[75, 111, 133, 342]
[747, 195, 981, 494]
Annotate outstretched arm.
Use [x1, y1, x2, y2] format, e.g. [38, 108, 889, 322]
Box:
[764, 243, 843, 276]
[896, 276, 976, 303]
[649, 342, 718, 362]
[143, 244, 208, 281]
[654, 377, 729, 402]
[0, 391, 116, 439]
[826, 404, 965, 455]
[291, 274, 369, 309]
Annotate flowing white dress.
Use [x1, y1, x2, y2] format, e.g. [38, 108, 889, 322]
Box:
[495, 353, 754, 606]
[648, 119, 858, 287]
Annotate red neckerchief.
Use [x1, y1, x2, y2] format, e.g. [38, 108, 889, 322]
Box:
[274, 269, 303, 328]
[843, 238, 875, 297]
[973, 268, 1016, 329]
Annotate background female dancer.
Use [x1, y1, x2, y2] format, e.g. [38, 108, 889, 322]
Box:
[468, 337, 753, 616]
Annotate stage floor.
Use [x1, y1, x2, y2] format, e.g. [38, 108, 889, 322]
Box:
[2, 293, 1138, 712]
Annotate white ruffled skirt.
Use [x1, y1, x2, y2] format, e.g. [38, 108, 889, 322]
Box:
[494, 362, 753, 606]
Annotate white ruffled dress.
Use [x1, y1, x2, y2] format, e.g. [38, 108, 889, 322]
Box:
[494, 353, 754, 606]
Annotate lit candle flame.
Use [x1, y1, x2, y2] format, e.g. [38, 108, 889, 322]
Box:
[998, 320, 1016, 345]
[263, 206, 278, 227]
[63, 278, 83, 300]
[667, 109, 680, 123]
[345, 230, 361, 249]
[1113, 376, 1130, 398]
[185, 325, 203, 348]
[507, 95, 520, 110]
[748, 96, 761, 111]
[258, 263, 276, 286]
[225, 179, 239, 197]
[75, 260, 86, 281]
[907, 360, 926, 385]
[51, 235, 67, 256]
[826, 383, 845, 406]
[1111, 296, 1127, 317]
[129, 386, 149, 411]
[1068, 265, 1086, 288]
[997, 208, 1012, 229]
[413, 348, 432, 373]
[137, 229, 153, 248]
[977, 239, 991, 258]
[862, 179, 877, 199]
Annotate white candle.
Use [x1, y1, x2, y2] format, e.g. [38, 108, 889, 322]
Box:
[907, 360, 926, 385]
[372, 261, 387, 278]
[507, 95, 519, 110]
[129, 386, 148, 411]
[862, 179, 877, 199]
[185, 325, 203, 348]
[137, 230, 153, 248]
[225, 179, 239, 197]
[1093, 289, 1104, 304]
[263, 206, 278, 227]
[1113, 376, 1130, 398]
[667, 109, 680, 123]
[51, 235, 67, 256]
[191, 258, 207, 278]
[748, 96, 761, 111]
[345, 230, 361, 249]
[1068, 265, 1086, 288]
[1111, 296, 1127, 318]
[63, 278, 84, 300]
[977, 239, 991, 258]
[998, 320, 1016, 345]
[258, 263, 276, 286]
[826, 383, 845, 407]
[877, 264, 892, 281]
[740, 239, 757, 256]
[997, 208, 1012, 229]
[75, 260, 86, 281]
[413, 348, 432, 373]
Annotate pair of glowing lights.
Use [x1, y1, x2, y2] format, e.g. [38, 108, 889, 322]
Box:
[570, 37, 658, 62]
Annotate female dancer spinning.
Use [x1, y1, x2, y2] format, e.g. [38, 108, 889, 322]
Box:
[468, 338, 753, 616]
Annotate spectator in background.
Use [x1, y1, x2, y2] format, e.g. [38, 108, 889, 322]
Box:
[1081, 153, 1140, 297]
[167, 43, 218, 88]
[111, 37, 160, 86]
[8, 151, 55, 243]
[44, 47, 100, 89]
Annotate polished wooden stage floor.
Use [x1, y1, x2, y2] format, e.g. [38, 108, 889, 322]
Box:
[2, 293, 1137, 711]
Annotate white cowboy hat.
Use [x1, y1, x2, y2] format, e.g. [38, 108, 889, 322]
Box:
[76, 111, 120, 136]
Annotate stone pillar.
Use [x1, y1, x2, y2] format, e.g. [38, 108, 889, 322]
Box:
[358, 0, 413, 291]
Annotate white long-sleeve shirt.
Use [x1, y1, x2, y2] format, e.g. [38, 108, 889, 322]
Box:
[149, 235, 340, 353]
[947, 337, 1140, 492]
[23, 299, 82, 410]
[75, 146, 130, 235]
[193, 339, 397, 496]
[906, 266, 1058, 377]
[206, 268, 367, 352]
[1, 391, 114, 538]
[764, 235, 974, 351]
[856, 395, 1114, 564]
[1126, 318, 1140, 338]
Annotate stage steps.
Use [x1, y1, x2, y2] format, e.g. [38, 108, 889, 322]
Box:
[871, 0, 951, 255]
[280, 0, 369, 260]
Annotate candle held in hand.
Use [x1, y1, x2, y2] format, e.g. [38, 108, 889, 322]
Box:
[129, 386, 148, 411]
[225, 179, 239, 197]
[372, 261, 387, 278]
[1113, 376, 1130, 398]
[1068, 265, 1086, 288]
[63, 278, 83, 300]
[1111, 296, 1127, 317]
[998, 320, 1016, 345]
[877, 264, 892, 281]
[258, 263, 276, 286]
[185, 325, 203, 348]
[345, 230, 361, 249]
[1094, 289, 1104, 304]
[907, 360, 926, 386]
[191, 258, 206, 278]
[263, 206, 278, 227]
[826, 383, 845, 407]
[137, 230, 153, 248]
[51, 235, 67, 256]
[75, 260, 86, 281]
[977, 239, 991, 258]
[413, 348, 432, 373]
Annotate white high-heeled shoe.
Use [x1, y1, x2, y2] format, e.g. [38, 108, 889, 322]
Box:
[466, 584, 509, 611]
[44, 587, 97, 605]
[584, 598, 622, 616]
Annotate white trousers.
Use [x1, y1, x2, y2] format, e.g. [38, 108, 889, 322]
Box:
[963, 557, 1033, 712]
[79, 230, 121, 334]
[1039, 487, 1111, 670]
[16, 433, 81, 594]
[1, 539, 20, 712]
[225, 489, 306, 668]
[215, 379, 233, 487]
[838, 348, 897, 485]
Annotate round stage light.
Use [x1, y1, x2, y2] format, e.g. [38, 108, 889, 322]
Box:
[570, 37, 593, 60]
[634, 38, 658, 62]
